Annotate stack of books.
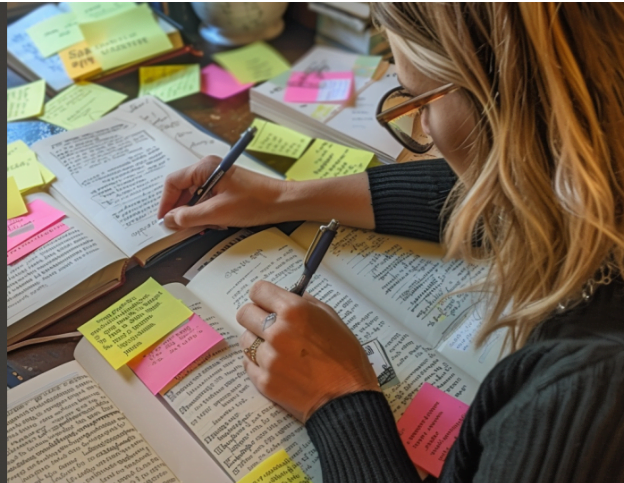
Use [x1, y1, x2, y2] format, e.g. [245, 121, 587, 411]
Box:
[309, 2, 390, 57]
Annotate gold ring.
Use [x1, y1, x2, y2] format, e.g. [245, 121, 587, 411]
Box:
[243, 336, 264, 365]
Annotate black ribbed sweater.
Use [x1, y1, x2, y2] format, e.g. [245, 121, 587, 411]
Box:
[305, 160, 624, 483]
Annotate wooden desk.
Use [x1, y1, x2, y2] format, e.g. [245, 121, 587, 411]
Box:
[7, 11, 315, 381]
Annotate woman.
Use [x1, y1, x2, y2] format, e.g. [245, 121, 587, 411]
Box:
[159, 3, 623, 481]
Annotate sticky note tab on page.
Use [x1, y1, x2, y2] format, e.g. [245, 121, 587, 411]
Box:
[285, 71, 354, 104]
[248, 119, 312, 159]
[39, 82, 127, 130]
[201, 63, 253, 99]
[128, 314, 224, 394]
[78, 278, 193, 369]
[238, 449, 311, 483]
[8, 222, 69, 265]
[7, 79, 46, 122]
[397, 383, 469, 478]
[286, 139, 374, 181]
[139, 65, 201, 103]
[7, 177, 28, 220]
[213, 41, 291, 84]
[7, 199, 66, 251]
[26, 12, 84, 58]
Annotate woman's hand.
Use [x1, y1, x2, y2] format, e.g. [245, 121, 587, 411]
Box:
[236, 280, 381, 423]
[158, 156, 288, 230]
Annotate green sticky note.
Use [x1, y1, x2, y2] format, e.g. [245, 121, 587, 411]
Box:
[7, 177, 28, 220]
[78, 278, 193, 370]
[80, 4, 173, 72]
[7, 141, 45, 192]
[39, 82, 127, 130]
[247, 119, 312, 159]
[139, 64, 201, 103]
[213, 41, 291, 84]
[286, 139, 375, 181]
[7, 79, 46, 122]
[70, 2, 136, 23]
[26, 12, 84, 58]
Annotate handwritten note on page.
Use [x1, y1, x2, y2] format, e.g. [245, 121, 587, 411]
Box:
[285, 71, 354, 104]
[128, 314, 224, 394]
[79, 4, 173, 71]
[139, 64, 201, 103]
[8, 222, 70, 265]
[7, 199, 66, 251]
[248, 119, 312, 159]
[213, 41, 291, 84]
[26, 12, 84, 58]
[201, 63, 254, 99]
[238, 449, 312, 483]
[7, 79, 46, 122]
[285, 139, 374, 181]
[7, 177, 28, 220]
[58, 41, 102, 79]
[397, 383, 469, 478]
[78, 278, 193, 369]
[39, 82, 127, 130]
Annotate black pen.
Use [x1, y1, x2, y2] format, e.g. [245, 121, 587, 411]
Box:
[290, 220, 340, 296]
[159, 126, 257, 224]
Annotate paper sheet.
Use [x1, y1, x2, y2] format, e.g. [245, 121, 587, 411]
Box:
[7, 178, 27, 220]
[7, 79, 46, 122]
[26, 12, 84, 58]
[201, 63, 253, 99]
[139, 64, 201, 103]
[70, 1, 136, 23]
[79, 4, 173, 71]
[285, 71, 354, 103]
[285, 139, 374, 180]
[397, 383, 469, 477]
[128, 314, 224, 395]
[248, 119, 312, 159]
[39, 82, 127, 130]
[213, 41, 291, 84]
[58, 40, 101, 79]
[78, 278, 193, 369]
[8, 221, 69, 265]
[237, 450, 311, 483]
[7, 198, 66, 251]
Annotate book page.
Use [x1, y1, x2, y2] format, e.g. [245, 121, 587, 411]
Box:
[32, 115, 201, 258]
[7, 361, 178, 483]
[7, 192, 125, 337]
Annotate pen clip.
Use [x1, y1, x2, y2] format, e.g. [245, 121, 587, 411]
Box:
[304, 219, 340, 265]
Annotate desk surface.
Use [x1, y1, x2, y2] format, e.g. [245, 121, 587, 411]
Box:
[7, 8, 315, 381]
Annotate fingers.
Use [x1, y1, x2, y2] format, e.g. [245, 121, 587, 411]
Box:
[239, 329, 271, 367]
[162, 200, 215, 230]
[237, 302, 278, 339]
[248, 280, 301, 314]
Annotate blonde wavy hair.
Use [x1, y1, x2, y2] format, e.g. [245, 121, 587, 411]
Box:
[372, 3, 624, 350]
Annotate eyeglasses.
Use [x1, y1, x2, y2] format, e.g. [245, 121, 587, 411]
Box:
[376, 83, 459, 154]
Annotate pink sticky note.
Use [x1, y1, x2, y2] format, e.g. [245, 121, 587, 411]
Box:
[201, 63, 254, 99]
[8, 222, 70, 264]
[284, 71, 354, 103]
[397, 383, 469, 478]
[7, 199, 66, 251]
[128, 314, 224, 395]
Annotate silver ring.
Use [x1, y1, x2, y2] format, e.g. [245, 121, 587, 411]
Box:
[262, 312, 277, 331]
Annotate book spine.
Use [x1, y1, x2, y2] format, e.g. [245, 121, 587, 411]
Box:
[316, 15, 387, 55]
[308, 2, 369, 32]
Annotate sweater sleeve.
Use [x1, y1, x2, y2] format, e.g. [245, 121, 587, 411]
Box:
[367, 159, 457, 243]
[305, 391, 423, 483]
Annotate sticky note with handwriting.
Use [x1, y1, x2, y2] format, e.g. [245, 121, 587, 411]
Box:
[237, 449, 311, 483]
[285, 139, 374, 181]
[285, 71, 354, 104]
[213, 41, 291, 84]
[58, 41, 101, 79]
[128, 314, 224, 394]
[247, 119, 312, 159]
[7, 199, 66, 251]
[7, 141, 45, 192]
[8, 222, 69, 265]
[7, 79, 46, 122]
[26, 12, 84, 58]
[139, 65, 201, 103]
[39, 82, 127, 130]
[201, 63, 254, 99]
[80, 4, 173, 71]
[70, 2, 136, 23]
[78, 278, 193, 369]
[7, 140, 54, 186]
[397, 383, 469, 478]
[7, 177, 28, 220]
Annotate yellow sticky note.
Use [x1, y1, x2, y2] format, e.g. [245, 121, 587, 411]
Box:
[213, 41, 291, 84]
[248, 119, 312, 159]
[238, 450, 311, 483]
[26, 12, 84, 58]
[39, 82, 127, 130]
[7, 177, 28, 220]
[286, 139, 375, 181]
[139, 64, 201, 102]
[80, 4, 173, 72]
[78, 278, 193, 370]
[58, 41, 102, 80]
[7, 141, 44, 191]
[38, 163, 56, 184]
[70, 2, 136, 23]
[7, 79, 46, 122]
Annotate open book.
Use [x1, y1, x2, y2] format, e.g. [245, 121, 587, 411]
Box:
[8, 223, 505, 482]
[7, 96, 280, 346]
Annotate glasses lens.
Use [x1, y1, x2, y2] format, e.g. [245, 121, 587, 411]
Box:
[381, 90, 434, 154]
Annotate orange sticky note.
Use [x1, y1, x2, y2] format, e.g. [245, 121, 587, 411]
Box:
[58, 41, 102, 79]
